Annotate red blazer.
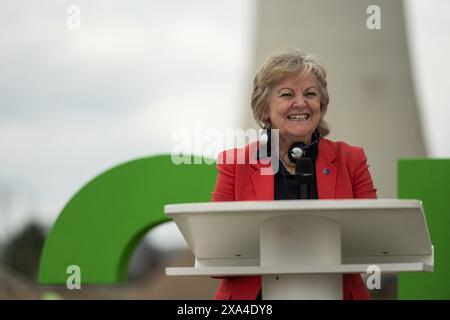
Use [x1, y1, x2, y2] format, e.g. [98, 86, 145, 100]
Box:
[212, 138, 377, 300]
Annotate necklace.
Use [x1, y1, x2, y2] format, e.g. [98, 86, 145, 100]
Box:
[279, 152, 295, 175]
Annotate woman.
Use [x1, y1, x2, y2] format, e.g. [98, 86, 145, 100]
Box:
[212, 47, 377, 300]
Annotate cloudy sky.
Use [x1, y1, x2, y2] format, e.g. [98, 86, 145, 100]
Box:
[0, 0, 255, 242]
[0, 0, 449, 248]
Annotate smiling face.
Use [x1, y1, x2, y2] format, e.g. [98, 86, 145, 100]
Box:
[265, 72, 321, 146]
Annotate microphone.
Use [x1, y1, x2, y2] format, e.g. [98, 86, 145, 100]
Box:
[287, 137, 319, 164]
[295, 158, 314, 199]
[290, 146, 304, 160]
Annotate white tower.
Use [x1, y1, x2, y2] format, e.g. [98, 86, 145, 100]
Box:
[245, 0, 426, 299]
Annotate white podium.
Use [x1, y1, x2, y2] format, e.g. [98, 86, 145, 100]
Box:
[165, 199, 433, 299]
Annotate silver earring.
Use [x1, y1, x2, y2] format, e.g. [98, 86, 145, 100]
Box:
[260, 121, 271, 144]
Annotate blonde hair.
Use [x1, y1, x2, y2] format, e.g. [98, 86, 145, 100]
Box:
[251, 46, 330, 137]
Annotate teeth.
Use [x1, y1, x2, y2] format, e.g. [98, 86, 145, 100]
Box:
[287, 114, 309, 120]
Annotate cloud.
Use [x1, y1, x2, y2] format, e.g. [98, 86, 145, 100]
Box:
[0, 0, 256, 239]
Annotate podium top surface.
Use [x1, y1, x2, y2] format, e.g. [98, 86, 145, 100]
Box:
[165, 199, 432, 263]
[166, 199, 422, 214]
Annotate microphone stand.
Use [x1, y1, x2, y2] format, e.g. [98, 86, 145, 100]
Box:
[295, 158, 314, 199]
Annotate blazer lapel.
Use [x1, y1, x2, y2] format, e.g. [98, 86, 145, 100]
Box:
[250, 161, 274, 201]
[316, 139, 337, 199]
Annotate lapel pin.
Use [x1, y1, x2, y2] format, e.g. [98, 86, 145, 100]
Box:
[323, 168, 330, 175]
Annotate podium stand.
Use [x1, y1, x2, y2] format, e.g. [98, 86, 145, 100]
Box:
[165, 199, 433, 299]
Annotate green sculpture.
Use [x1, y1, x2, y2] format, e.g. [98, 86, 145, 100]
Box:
[39, 155, 216, 284]
[398, 158, 450, 299]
